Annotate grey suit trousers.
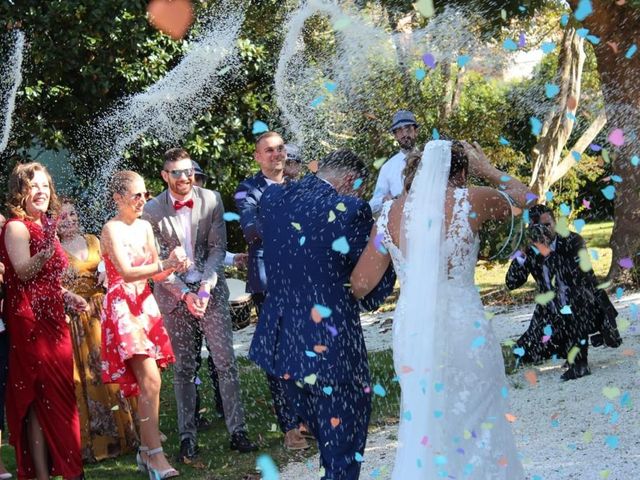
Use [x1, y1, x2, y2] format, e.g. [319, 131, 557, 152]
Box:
[163, 280, 246, 440]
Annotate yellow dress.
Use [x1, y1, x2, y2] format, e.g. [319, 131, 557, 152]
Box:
[64, 234, 138, 462]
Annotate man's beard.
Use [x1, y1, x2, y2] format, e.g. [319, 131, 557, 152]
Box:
[398, 137, 416, 150]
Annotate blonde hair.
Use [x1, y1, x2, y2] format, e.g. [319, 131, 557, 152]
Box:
[6, 162, 60, 219]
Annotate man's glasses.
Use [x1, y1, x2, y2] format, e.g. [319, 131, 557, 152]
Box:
[165, 168, 195, 179]
[130, 192, 151, 201]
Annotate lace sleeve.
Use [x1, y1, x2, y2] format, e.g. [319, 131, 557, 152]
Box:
[375, 200, 394, 249]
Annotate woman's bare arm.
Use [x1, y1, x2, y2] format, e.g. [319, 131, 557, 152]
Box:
[350, 224, 391, 299]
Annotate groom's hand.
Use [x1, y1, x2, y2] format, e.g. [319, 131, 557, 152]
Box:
[184, 292, 206, 318]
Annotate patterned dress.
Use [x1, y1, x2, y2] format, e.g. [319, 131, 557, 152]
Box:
[64, 234, 138, 461]
[100, 246, 174, 397]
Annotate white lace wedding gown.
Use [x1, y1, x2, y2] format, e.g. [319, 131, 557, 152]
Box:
[378, 189, 524, 479]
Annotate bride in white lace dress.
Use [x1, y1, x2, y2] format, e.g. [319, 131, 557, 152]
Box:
[351, 140, 530, 479]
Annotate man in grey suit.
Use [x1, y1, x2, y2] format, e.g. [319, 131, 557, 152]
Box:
[143, 148, 257, 461]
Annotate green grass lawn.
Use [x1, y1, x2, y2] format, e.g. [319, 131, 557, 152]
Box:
[1, 353, 400, 479]
[475, 220, 613, 305]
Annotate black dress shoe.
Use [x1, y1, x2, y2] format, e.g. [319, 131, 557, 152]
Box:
[230, 430, 258, 453]
[560, 363, 591, 381]
[591, 333, 604, 348]
[177, 438, 199, 464]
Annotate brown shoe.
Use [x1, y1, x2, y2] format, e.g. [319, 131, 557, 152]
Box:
[284, 428, 310, 451]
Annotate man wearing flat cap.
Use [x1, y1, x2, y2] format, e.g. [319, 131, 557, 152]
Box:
[369, 110, 419, 214]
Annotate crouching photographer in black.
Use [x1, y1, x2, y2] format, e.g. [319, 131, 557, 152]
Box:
[506, 205, 622, 381]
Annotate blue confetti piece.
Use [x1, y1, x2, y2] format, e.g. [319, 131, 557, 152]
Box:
[433, 410, 443, 418]
[435, 455, 447, 466]
[571, 151, 581, 162]
[415, 68, 426, 81]
[543, 324, 553, 336]
[322, 386, 333, 395]
[373, 384, 386, 397]
[620, 392, 631, 407]
[252, 120, 269, 135]
[532, 475, 543, 480]
[256, 454, 280, 480]
[353, 178, 363, 190]
[518, 32, 526, 48]
[223, 212, 240, 222]
[500, 175, 511, 182]
[313, 304, 332, 318]
[631, 155, 639, 166]
[299, 236, 306, 246]
[354, 452, 364, 462]
[305, 350, 317, 358]
[559, 203, 571, 216]
[615, 287, 624, 299]
[501, 386, 508, 399]
[610, 175, 623, 183]
[530, 117, 542, 136]
[576, 28, 589, 38]
[560, 13, 570, 26]
[601, 185, 616, 200]
[403, 411, 412, 421]
[469, 212, 477, 219]
[457, 54, 471, 68]
[605, 435, 619, 449]
[545, 191, 554, 202]
[464, 464, 474, 475]
[499, 136, 510, 145]
[604, 403, 614, 414]
[513, 347, 525, 357]
[560, 305, 572, 315]
[630, 304, 639, 319]
[434, 382, 444, 392]
[626, 44, 637, 59]
[503, 38, 518, 51]
[370, 468, 381, 478]
[566, 112, 576, 121]
[471, 336, 486, 349]
[551, 419, 560, 428]
[590, 249, 599, 260]
[518, 5, 526, 12]
[432, 128, 440, 140]
[609, 411, 619, 425]
[310, 96, 325, 108]
[332, 236, 350, 254]
[324, 81, 337, 92]
[574, 0, 593, 21]
[586, 35, 600, 45]
[541, 41, 556, 54]
[573, 219, 586, 233]
[545, 83, 560, 98]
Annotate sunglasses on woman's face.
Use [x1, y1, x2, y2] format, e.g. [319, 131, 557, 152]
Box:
[130, 191, 151, 201]
[165, 168, 195, 179]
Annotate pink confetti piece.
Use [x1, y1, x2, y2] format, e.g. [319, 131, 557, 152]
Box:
[608, 128, 625, 147]
[420, 436, 429, 446]
[582, 199, 591, 209]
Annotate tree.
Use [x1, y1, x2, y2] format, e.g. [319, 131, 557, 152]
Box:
[566, 0, 640, 283]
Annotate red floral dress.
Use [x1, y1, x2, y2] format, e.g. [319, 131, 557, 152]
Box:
[100, 246, 174, 397]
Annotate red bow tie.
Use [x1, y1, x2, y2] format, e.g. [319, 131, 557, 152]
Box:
[174, 199, 194, 210]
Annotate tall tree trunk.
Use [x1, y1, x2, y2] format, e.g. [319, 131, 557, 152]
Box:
[568, 0, 640, 283]
[529, 24, 585, 200]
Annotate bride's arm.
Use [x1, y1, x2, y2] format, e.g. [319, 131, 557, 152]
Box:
[350, 224, 391, 299]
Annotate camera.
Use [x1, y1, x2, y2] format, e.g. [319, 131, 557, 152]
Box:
[528, 223, 552, 245]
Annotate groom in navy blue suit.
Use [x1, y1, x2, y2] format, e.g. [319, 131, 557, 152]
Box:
[250, 150, 395, 480]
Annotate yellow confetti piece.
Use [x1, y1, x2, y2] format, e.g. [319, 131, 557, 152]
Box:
[111, 405, 120, 411]
[481, 422, 494, 430]
[597, 280, 612, 289]
[602, 386, 621, 400]
[500, 8, 507, 20]
[270, 423, 278, 432]
[484, 311, 495, 320]
[414, 0, 435, 17]
[463, 430, 472, 439]
[524, 370, 538, 386]
[578, 249, 593, 272]
[567, 346, 581, 364]
[291, 222, 301, 231]
[303, 373, 317, 385]
[336, 202, 346, 212]
[583, 430, 593, 443]
[328, 210, 336, 222]
[600, 470, 610, 479]
[535, 291, 555, 306]
[618, 318, 630, 333]
[373, 158, 386, 170]
[555, 217, 570, 237]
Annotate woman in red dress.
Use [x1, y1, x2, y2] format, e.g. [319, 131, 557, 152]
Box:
[100, 170, 186, 479]
[0, 162, 88, 479]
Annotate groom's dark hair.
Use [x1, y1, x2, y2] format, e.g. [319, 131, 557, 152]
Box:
[318, 149, 368, 179]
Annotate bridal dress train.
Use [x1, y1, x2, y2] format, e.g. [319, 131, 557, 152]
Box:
[379, 140, 524, 479]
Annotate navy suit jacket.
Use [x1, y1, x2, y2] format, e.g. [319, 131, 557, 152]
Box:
[249, 174, 395, 386]
[235, 171, 270, 294]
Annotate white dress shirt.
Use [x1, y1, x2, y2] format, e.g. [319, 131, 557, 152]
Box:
[169, 191, 201, 283]
[369, 151, 407, 214]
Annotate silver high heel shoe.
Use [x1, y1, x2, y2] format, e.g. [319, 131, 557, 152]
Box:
[136, 446, 149, 473]
[146, 446, 179, 479]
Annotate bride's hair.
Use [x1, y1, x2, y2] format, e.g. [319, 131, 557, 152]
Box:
[403, 141, 469, 192]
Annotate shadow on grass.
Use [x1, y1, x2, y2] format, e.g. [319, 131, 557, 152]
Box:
[1, 352, 399, 479]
